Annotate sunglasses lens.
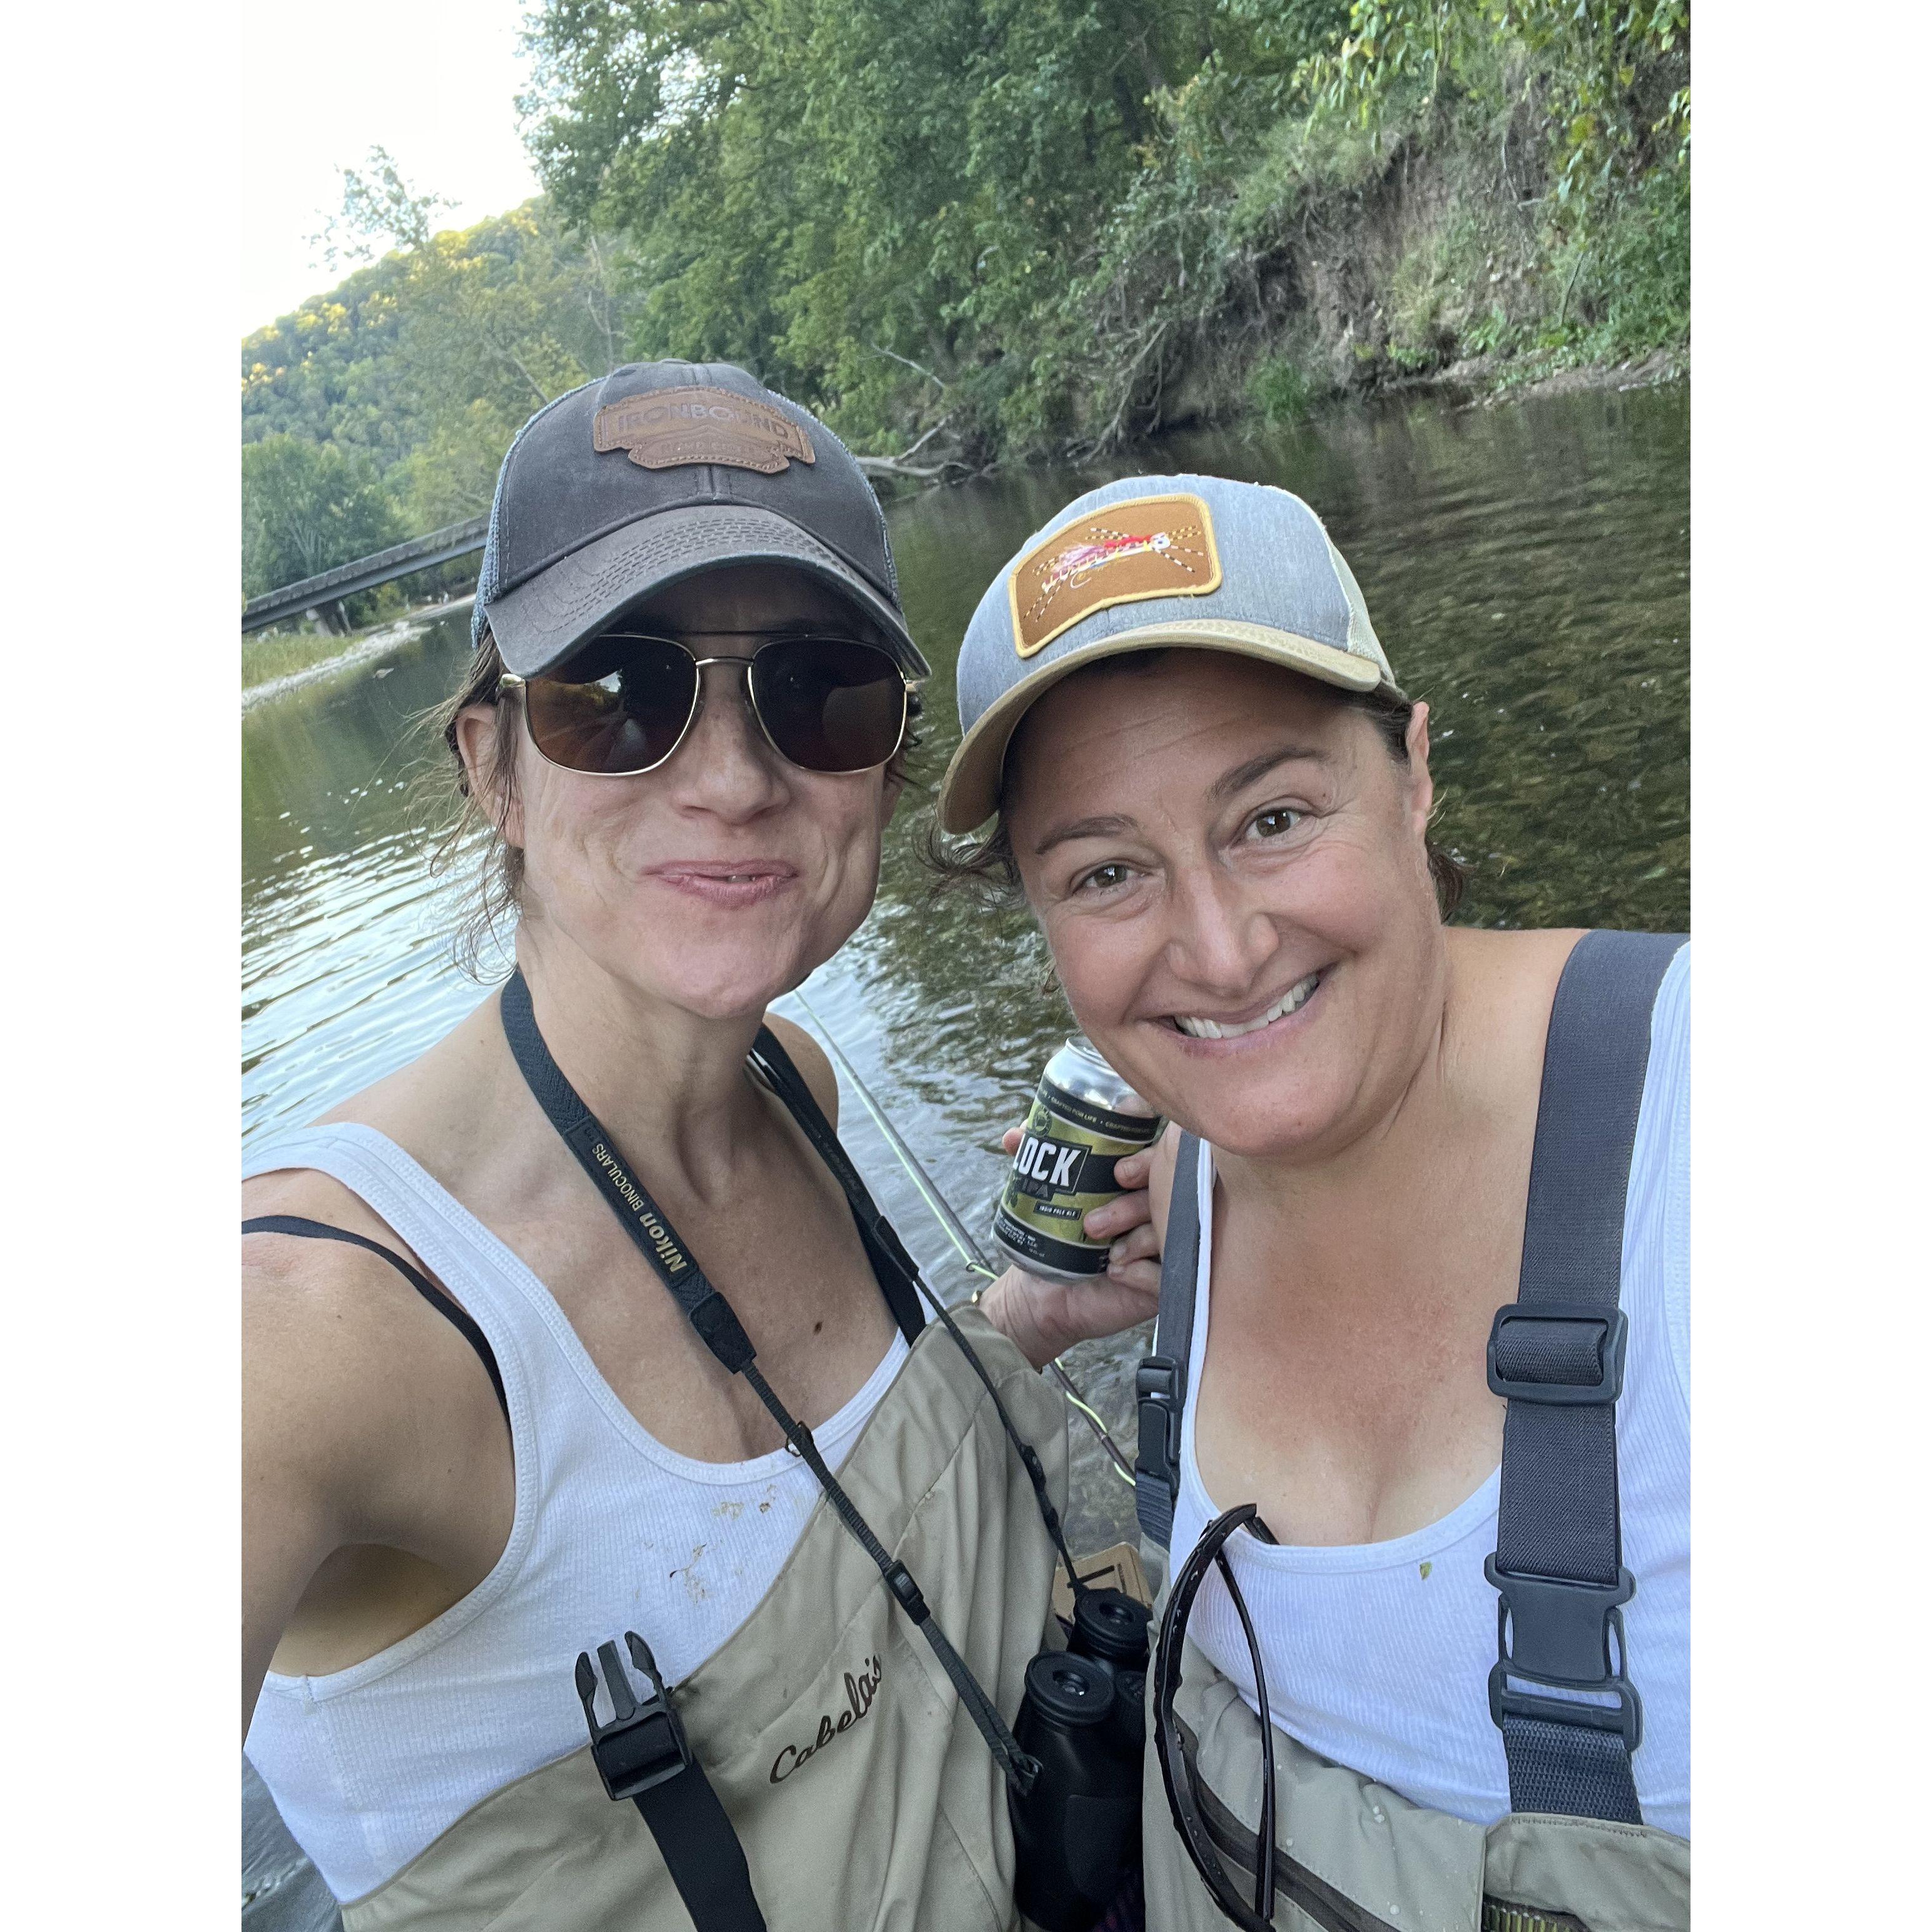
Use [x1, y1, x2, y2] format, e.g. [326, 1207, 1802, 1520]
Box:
[524, 639, 698, 775]
[751, 636, 907, 773]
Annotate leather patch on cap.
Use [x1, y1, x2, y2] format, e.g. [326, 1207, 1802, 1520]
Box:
[593, 385, 816, 475]
[1009, 493, 1221, 658]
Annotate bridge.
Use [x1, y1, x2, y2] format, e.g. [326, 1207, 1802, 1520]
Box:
[242, 514, 489, 634]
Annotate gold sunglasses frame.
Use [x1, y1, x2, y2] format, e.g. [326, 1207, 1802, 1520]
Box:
[498, 634, 914, 780]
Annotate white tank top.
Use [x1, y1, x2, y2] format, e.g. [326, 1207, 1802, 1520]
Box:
[1168, 944, 1690, 1838]
[243, 1124, 908, 1903]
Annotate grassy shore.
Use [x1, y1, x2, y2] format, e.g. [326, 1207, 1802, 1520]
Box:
[242, 626, 367, 689]
[242, 597, 474, 705]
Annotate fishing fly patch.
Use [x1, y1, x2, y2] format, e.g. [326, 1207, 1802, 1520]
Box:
[1007, 493, 1221, 658]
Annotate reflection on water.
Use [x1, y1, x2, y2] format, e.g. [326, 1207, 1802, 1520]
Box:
[243, 380, 1687, 1562]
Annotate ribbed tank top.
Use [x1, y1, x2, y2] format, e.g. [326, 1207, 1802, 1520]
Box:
[1169, 943, 1690, 1838]
[243, 1124, 908, 1903]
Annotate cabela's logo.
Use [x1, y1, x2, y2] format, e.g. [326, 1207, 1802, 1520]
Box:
[769, 1652, 884, 1782]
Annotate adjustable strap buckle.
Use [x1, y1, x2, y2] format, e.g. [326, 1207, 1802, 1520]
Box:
[575, 1632, 693, 1803]
[1484, 1556, 1643, 1752]
[1487, 1303, 1628, 1406]
[883, 1559, 930, 1624]
[1136, 1356, 1181, 1490]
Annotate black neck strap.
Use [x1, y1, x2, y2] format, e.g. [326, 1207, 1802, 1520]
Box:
[499, 968, 1042, 1792]
[745, 1014, 1083, 1600]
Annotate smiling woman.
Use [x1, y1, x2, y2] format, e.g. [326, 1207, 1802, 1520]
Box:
[424, 562, 922, 975]
[933, 474, 1690, 1932]
[1005, 653, 1455, 1166]
[241, 361, 1163, 1932]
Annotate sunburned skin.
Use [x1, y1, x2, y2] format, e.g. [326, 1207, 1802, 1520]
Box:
[1004, 651, 1587, 1547]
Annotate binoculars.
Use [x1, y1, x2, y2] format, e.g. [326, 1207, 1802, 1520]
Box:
[1010, 1587, 1153, 1932]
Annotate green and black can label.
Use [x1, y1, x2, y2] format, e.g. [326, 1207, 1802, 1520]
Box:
[992, 1037, 1161, 1281]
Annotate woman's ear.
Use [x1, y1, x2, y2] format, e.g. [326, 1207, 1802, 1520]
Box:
[455, 701, 524, 847]
[1405, 699, 1435, 838]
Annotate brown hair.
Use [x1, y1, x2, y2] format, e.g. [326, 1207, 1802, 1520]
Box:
[923, 651, 1467, 917]
[419, 626, 926, 979]
[420, 629, 523, 980]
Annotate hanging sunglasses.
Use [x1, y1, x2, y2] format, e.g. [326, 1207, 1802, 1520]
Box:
[500, 630, 912, 778]
[1153, 1503, 1281, 1930]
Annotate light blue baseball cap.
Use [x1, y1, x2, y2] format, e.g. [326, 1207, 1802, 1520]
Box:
[937, 474, 1403, 832]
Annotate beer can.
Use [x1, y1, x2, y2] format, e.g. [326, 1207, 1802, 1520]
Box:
[992, 1037, 1161, 1282]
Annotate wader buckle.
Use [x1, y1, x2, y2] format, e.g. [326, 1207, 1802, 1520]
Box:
[1487, 1304, 1628, 1405]
[576, 1632, 693, 1803]
[1136, 1357, 1181, 1490]
[1485, 1558, 1643, 1752]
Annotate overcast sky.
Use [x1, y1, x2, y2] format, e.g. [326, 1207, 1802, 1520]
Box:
[242, 1, 544, 335]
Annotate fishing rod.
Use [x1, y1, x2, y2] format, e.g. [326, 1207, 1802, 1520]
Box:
[793, 989, 1137, 1486]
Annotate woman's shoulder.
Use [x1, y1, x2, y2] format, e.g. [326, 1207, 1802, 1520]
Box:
[243, 1157, 510, 1513]
[1445, 925, 1684, 1052]
[1441, 927, 1587, 1103]
[243, 1191, 505, 1492]
[310, 986, 506, 1144]
[243, 992, 517, 1420]
[1442, 923, 1587, 991]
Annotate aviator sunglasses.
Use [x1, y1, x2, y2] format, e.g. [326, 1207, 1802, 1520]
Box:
[501, 628, 912, 778]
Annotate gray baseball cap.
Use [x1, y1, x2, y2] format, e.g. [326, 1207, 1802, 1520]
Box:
[472, 360, 928, 681]
[937, 474, 1403, 832]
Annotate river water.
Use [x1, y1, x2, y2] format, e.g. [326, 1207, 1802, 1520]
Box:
[241, 381, 1687, 1921]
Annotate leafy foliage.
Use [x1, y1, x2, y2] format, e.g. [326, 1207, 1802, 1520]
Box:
[241, 435, 402, 604]
[518, 0, 1687, 460]
[1307, 2, 1689, 207]
[240, 4, 1690, 607]
[521, 2, 1355, 453]
[242, 161, 636, 576]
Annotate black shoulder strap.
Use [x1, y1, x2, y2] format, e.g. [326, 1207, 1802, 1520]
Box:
[749, 1022, 1083, 1594]
[1135, 1131, 1205, 1547]
[1485, 929, 1685, 1824]
[746, 1024, 925, 1345]
[243, 1214, 509, 1423]
[577, 1634, 767, 1932]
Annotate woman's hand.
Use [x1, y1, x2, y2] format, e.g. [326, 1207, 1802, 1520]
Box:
[976, 1139, 1160, 1371]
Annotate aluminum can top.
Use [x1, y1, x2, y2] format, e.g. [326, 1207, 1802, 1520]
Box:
[1044, 1036, 1154, 1118]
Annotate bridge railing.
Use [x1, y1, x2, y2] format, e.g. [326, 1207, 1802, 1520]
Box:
[242, 515, 490, 634]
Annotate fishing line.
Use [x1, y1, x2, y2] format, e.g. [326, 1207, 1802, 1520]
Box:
[793, 987, 1137, 1487]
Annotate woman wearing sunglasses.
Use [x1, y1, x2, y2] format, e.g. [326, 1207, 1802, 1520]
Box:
[242, 364, 1158, 1932]
[933, 477, 1689, 1931]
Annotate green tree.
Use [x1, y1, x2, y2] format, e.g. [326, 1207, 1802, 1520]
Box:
[243, 0, 1691, 552]
[243, 163, 636, 531]
[242, 435, 403, 601]
[521, 0, 1296, 449]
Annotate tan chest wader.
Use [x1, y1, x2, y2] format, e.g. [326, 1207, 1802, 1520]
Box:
[345, 971, 1078, 1932]
[1132, 932, 1690, 1932]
